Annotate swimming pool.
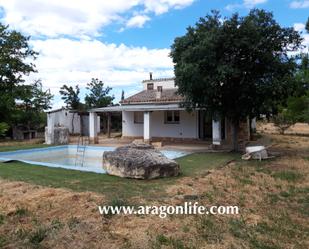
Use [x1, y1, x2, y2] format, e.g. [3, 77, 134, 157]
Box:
[0, 145, 188, 173]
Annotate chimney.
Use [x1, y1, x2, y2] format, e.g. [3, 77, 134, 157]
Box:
[149, 72, 153, 80]
[156, 86, 162, 99]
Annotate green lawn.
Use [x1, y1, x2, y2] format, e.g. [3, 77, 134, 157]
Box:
[0, 149, 238, 200]
[0, 143, 51, 152]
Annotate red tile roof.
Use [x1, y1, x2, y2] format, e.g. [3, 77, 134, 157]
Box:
[120, 88, 184, 104]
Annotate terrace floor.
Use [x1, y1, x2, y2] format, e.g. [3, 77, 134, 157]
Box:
[68, 133, 234, 153]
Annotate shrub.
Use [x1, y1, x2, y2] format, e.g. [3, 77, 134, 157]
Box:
[13, 207, 30, 217]
[103, 197, 130, 218]
[29, 226, 48, 245]
[67, 216, 80, 230]
[0, 122, 9, 137]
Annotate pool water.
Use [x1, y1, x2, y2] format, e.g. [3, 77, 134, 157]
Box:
[0, 145, 188, 173]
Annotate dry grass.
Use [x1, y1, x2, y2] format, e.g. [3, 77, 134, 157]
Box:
[0, 134, 308, 249]
[0, 139, 45, 147]
[266, 134, 309, 157]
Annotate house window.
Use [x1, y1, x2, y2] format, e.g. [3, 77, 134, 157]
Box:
[157, 86, 162, 91]
[134, 112, 144, 124]
[164, 111, 180, 124]
[147, 83, 154, 90]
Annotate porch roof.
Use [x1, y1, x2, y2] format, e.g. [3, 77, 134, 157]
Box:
[91, 104, 186, 113]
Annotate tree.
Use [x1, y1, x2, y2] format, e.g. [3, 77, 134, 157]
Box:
[0, 123, 9, 137]
[12, 80, 53, 129]
[306, 17, 309, 33]
[170, 9, 302, 150]
[59, 84, 82, 133]
[85, 78, 114, 108]
[274, 91, 309, 134]
[273, 111, 293, 135]
[294, 53, 309, 96]
[0, 23, 37, 124]
[0, 23, 53, 137]
[59, 85, 81, 110]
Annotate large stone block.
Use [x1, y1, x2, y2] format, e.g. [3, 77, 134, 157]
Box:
[103, 142, 180, 179]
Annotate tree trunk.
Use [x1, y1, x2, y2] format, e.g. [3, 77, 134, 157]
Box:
[231, 119, 239, 152]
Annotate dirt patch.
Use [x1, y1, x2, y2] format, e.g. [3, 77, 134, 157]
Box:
[257, 122, 309, 135]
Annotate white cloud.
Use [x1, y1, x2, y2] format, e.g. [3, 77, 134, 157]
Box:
[143, 0, 194, 15]
[26, 38, 174, 94]
[126, 15, 150, 28]
[243, 0, 267, 7]
[294, 23, 306, 32]
[290, 1, 309, 8]
[0, 0, 193, 107]
[226, 0, 267, 11]
[0, 0, 195, 37]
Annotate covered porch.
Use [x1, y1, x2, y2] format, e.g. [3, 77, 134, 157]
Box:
[89, 104, 224, 146]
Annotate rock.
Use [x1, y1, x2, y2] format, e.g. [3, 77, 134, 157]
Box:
[102, 142, 180, 179]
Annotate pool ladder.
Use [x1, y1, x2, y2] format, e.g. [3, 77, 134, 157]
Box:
[75, 136, 89, 167]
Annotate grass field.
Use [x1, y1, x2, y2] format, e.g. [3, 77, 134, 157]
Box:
[0, 152, 238, 200]
[0, 135, 308, 249]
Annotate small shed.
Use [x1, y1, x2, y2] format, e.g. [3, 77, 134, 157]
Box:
[45, 107, 100, 144]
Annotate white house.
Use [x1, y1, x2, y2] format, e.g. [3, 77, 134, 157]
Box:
[89, 74, 250, 145]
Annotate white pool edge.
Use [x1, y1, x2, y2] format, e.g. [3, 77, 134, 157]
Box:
[0, 145, 189, 174]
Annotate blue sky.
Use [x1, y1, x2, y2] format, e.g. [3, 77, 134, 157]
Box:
[0, 0, 308, 109]
[104, 0, 309, 48]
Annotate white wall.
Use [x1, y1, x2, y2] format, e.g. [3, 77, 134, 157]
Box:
[47, 110, 100, 135]
[142, 79, 176, 90]
[48, 110, 81, 134]
[122, 110, 198, 139]
[122, 111, 144, 137]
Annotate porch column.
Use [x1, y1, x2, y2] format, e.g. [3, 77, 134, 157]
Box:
[46, 113, 54, 144]
[212, 119, 221, 145]
[143, 111, 151, 143]
[89, 112, 98, 144]
[251, 117, 256, 132]
[107, 112, 111, 138]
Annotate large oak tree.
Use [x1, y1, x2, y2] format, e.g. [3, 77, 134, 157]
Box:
[0, 23, 37, 122]
[170, 9, 303, 150]
[0, 23, 53, 136]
